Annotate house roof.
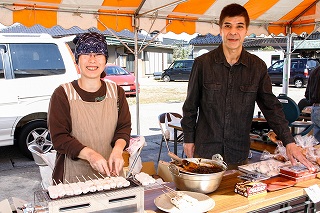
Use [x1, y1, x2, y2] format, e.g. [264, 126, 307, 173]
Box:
[189, 32, 320, 48]
[0, 23, 153, 41]
[0, 0, 319, 36]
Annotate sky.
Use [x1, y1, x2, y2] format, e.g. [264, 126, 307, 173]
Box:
[140, 30, 197, 42]
[158, 32, 198, 42]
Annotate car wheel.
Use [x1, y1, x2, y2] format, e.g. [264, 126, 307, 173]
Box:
[294, 79, 303, 88]
[163, 75, 171, 82]
[18, 120, 53, 159]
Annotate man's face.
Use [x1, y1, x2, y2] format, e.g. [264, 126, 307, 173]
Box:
[78, 53, 106, 79]
[220, 16, 248, 51]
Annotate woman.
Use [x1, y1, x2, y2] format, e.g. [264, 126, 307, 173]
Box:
[48, 32, 131, 183]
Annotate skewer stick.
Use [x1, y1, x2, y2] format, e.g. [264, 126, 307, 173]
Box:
[99, 173, 105, 178]
[76, 176, 81, 182]
[163, 185, 176, 192]
[53, 179, 58, 185]
[162, 190, 173, 199]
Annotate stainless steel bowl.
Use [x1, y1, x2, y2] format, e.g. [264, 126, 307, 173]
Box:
[290, 121, 312, 134]
[168, 154, 227, 194]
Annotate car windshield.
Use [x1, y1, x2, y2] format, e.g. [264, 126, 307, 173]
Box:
[106, 66, 130, 76]
[306, 60, 319, 68]
[272, 61, 284, 69]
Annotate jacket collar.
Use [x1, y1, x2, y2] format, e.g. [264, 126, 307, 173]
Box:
[214, 44, 249, 67]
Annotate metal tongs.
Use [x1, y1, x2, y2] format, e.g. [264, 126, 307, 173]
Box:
[126, 144, 144, 179]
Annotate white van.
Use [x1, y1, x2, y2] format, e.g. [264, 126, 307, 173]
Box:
[0, 33, 79, 158]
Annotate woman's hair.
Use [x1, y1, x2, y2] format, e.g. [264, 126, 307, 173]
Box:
[219, 3, 250, 28]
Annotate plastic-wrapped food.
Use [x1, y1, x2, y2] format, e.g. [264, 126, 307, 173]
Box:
[260, 149, 288, 163]
[234, 181, 267, 198]
[294, 135, 318, 148]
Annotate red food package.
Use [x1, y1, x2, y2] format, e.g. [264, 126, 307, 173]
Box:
[279, 173, 317, 183]
[279, 164, 313, 177]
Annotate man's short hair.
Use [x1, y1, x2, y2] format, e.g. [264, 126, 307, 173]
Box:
[219, 3, 250, 28]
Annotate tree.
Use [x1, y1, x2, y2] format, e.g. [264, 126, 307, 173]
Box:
[173, 42, 192, 60]
[259, 46, 275, 51]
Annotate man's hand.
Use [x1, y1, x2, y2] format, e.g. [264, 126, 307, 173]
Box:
[286, 143, 316, 172]
[183, 143, 195, 158]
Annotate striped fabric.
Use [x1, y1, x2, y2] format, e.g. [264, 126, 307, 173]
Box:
[62, 82, 82, 101]
[62, 80, 117, 101]
[0, 0, 319, 35]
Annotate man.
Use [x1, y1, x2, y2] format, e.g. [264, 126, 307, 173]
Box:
[48, 32, 131, 183]
[305, 66, 320, 142]
[181, 3, 315, 171]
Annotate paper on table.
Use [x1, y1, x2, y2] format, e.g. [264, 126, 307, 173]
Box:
[304, 184, 320, 203]
[0, 199, 13, 213]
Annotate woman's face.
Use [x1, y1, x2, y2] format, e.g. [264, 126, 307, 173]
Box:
[78, 53, 106, 79]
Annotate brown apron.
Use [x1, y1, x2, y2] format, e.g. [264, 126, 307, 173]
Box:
[62, 81, 118, 183]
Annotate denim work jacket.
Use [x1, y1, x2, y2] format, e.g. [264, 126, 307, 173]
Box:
[181, 45, 294, 165]
[305, 66, 320, 104]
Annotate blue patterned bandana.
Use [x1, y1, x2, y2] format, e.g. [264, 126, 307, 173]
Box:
[74, 32, 108, 78]
[74, 32, 109, 64]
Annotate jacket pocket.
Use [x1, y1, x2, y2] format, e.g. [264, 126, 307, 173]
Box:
[203, 83, 221, 104]
[240, 85, 258, 105]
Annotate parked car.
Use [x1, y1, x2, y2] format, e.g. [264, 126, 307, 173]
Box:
[103, 64, 138, 96]
[267, 58, 320, 88]
[153, 72, 162, 80]
[0, 33, 79, 159]
[161, 59, 194, 82]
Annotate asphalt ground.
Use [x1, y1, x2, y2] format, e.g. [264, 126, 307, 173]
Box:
[0, 78, 306, 208]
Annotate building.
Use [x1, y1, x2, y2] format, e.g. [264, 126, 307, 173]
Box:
[0, 24, 176, 77]
[189, 32, 320, 65]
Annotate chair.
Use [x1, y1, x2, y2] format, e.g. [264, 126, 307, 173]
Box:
[157, 112, 184, 164]
[277, 94, 313, 136]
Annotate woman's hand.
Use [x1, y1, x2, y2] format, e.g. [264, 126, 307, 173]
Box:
[108, 148, 125, 176]
[108, 139, 127, 176]
[79, 147, 111, 176]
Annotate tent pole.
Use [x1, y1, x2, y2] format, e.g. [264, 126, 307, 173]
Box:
[134, 20, 140, 135]
[282, 27, 292, 95]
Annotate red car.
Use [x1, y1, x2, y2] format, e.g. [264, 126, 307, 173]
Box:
[103, 64, 138, 96]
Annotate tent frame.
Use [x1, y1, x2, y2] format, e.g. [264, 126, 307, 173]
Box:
[1, 0, 319, 134]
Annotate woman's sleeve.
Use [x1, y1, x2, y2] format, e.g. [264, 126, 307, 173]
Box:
[48, 86, 86, 159]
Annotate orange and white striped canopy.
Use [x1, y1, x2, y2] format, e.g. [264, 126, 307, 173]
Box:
[0, 0, 319, 36]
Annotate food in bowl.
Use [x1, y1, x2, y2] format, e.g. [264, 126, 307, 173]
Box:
[168, 157, 228, 194]
[187, 164, 224, 174]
